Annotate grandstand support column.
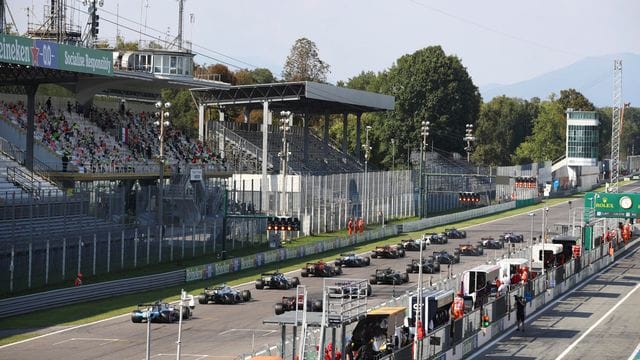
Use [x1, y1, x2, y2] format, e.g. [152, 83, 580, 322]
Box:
[262, 101, 269, 212]
[303, 111, 309, 164]
[198, 104, 205, 142]
[342, 113, 348, 158]
[323, 111, 330, 157]
[355, 113, 362, 160]
[25, 84, 39, 171]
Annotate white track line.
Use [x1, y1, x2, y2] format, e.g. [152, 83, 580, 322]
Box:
[467, 243, 640, 359]
[628, 342, 640, 360]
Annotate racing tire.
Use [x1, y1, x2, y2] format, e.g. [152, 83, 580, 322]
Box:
[366, 284, 372, 296]
[131, 313, 142, 323]
[401, 272, 409, 283]
[301, 269, 309, 277]
[234, 294, 242, 303]
[406, 265, 414, 274]
[371, 253, 378, 259]
[291, 277, 300, 287]
[223, 293, 234, 304]
[275, 303, 285, 315]
[434, 261, 441, 272]
[255, 279, 264, 289]
[335, 259, 342, 266]
[198, 295, 208, 305]
[161, 311, 172, 323]
[399, 249, 406, 258]
[365, 257, 371, 266]
[369, 275, 378, 285]
[241, 290, 252, 302]
[181, 307, 191, 319]
[312, 299, 323, 312]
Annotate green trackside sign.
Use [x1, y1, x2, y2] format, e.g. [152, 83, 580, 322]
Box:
[0, 33, 113, 77]
[585, 192, 640, 219]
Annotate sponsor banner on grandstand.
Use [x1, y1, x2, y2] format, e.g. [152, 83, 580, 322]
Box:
[240, 255, 254, 270]
[58, 43, 113, 76]
[286, 247, 297, 260]
[0, 34, 113, 76]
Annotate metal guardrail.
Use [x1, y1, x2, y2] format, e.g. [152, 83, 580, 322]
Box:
[0, 269, 185, 318]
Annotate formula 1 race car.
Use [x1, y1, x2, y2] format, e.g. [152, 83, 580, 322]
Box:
[400, 239, 427, 251]
[500, 232, 524, 243]
[369, 268, 409, 285]
[432, 250, 460, 264]
[131, 301, 191, 323]
[444, 228, 467, 239]
[406, 257, 441, 274]
[255, 272, 301, 290]
[198, 284, 252, 304]
[274, 294, 323, 315]
[423, 233, 449, 245]
[371, 245, 406, 259]
[301, 261, 343, 277]
[334, 253, 371, 267]
[480, 237, 504, 249]
[458, 243, 484, 256]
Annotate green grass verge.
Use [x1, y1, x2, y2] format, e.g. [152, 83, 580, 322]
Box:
[1, 182, 631, 344]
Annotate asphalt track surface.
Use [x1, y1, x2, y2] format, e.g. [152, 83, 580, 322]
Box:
[1, 187, 637, 359]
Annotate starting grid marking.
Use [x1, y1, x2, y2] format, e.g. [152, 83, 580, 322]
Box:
[52, 337, 123, 346]
[218, 328, 278, 336]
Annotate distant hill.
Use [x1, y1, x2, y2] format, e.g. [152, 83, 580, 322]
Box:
[479, 53, 640, 107]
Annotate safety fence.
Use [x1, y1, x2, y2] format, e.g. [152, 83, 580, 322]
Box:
[401, 202, 515, 233]
[0, 269, 185, 319]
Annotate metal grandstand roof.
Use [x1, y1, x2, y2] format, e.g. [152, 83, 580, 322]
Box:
[191, 81, 394, 114]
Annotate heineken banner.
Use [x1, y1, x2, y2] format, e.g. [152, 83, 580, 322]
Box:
[0, 34, 113, 77]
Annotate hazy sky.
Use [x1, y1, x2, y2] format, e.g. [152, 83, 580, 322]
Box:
[13, 0, 640, 86]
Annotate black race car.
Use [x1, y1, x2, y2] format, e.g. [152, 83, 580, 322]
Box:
[458, 243, 484, 256]
[131, 301, 191, 323]
[274, 294, 323, 315]
[400, 239, 427, 251]
[371, 245, 406, 259]
[500, 232, 524, 243]
[423, 233, 449, 245]
[198, 284, 252, 304]
[255, 272, 301, 290]
[432, 250, 460, 264]
[480, 237, 504, 249]
[301, 261, 343, 277]
[444, 228, 467, 239]
[369, 268, 409, 285]
[334, 253, 371, 267]
[406, 257, 440, 274]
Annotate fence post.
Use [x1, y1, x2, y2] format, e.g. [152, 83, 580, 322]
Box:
[182, 224, 186, 259]
[192, 225, 196, 257]
[146, 229, 150, 265]
[121, 230, 125, 269]
[6, 243, 15, 294]
[62, 238, 66, 279]
[134, 228, 138, 268]
[202, 221, 206, 256]
[107, 232, 111, 273]
[170, 224, 174, 262]
[158, 226, 162, 264]
[45, 239, 50, 285]
[77, 236, 82, 277]
[93, 234, 97, 276]
[213, 222, 216, 254]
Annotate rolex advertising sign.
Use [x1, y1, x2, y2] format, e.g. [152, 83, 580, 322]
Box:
[0, 34, 112, 76]
[585, 192, 640, 218]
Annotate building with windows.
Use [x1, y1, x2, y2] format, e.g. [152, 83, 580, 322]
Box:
[565, 109, 600, 187]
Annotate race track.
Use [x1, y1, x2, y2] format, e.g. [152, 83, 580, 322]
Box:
[1, 190, 633, 360]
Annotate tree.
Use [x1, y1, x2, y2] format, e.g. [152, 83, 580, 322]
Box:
[472, 96, 538, 166]
[557, 88, 595, 112]
[207, 64, 237, 85]
[161, 89, 197, 137]
[234, 68, 276, 85]
[383, 46, 481, 157]
[512, 99, 565, 164]
[115, 35, 139, 51]
[282, 38, 330, 82]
